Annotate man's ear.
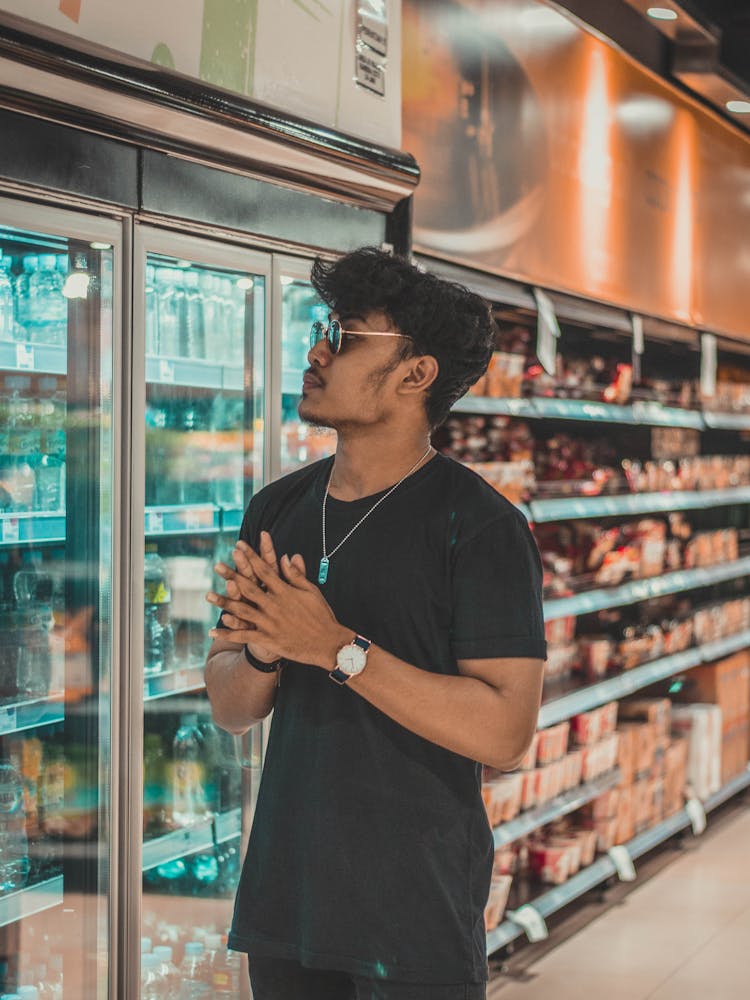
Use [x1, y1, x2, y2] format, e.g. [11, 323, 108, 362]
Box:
[400, 354, 439, 394]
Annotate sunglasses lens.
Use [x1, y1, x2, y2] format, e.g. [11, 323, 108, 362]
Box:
[310, 320, 325, 348]
[329, 320, 342, 353]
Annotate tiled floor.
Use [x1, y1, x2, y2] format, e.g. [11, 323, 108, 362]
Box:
[489, 802, 750, 999]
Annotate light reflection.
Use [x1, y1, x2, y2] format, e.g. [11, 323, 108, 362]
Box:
[577, 46, 613, 286]
[616, 95, 674, 133]
[670, 112, 694, 319]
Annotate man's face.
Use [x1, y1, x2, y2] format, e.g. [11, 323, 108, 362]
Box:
[298, 310, 412, 432]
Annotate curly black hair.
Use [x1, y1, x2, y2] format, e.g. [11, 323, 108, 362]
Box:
[310, 247, 495, 428]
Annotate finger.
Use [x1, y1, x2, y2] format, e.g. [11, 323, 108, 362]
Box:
[214, 561, 236, 580]
[208, 622, 265, 644]
[225, 574, 266, 605]
[291, 553, 306, 575]
[206, 592, 259, 624]
[219, 611, 267, 634]
[244, 547, 284, 594]
[280, 554, 316, 590]
[231, 545, 258, 579]
[259, 531, 279, 571]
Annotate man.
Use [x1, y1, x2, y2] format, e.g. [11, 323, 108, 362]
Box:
[205, 247, 546, 1000]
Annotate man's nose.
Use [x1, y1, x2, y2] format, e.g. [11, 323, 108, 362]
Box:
[307, 337, 334, 367]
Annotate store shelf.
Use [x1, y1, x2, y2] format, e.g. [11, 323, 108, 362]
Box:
[144, 664, 205, 701]
[142, 807, 241, 871]
[0, 340, 66, 375]
[529, 485, 750, 523]
[703, 412, 750, 431]
[219, 505, 245, 534]
[0, 876, 64, 929]
[145, 504, 220, 536]
[453, 396, 703, 429]
[0, 511, 66, 546]
[544, 555, 750, 621]
[492, 770, 621, 850]
[487, 764, 750, 954]
[145, 355, 243, 391]
[0, 696, 65, 736]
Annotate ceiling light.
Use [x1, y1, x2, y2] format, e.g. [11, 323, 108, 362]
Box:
[647, 7, 678, 20]
[236, 277, 254, 290]
[89, 241, 111, 251]
[726, 100, 750, 114]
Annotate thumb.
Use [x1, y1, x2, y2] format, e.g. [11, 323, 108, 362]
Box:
[281, 553, 313, 589]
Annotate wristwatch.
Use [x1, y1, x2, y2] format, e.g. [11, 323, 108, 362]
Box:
[329, 634, 371, 685]
[243, 645, 283, 673]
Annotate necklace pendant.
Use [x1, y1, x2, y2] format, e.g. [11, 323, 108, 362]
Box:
[318, 557, 330, 585]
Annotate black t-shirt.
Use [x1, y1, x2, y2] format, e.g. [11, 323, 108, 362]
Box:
[226, 454, 546, 984]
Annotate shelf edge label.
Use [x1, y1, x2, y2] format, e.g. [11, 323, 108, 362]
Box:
[685, 796, 707, 836]
[608, 845, 636, 882]
[507, 904, 549, 942]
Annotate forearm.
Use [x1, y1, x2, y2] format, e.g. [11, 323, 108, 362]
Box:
[341, 634, 540, 769]
[205, 645, 279, 735]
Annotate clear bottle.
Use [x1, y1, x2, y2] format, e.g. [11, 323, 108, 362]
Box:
[16, 986, 39, 1000]
[143, 733, 167, 835]
[144, 548, 174, 676]
[178, 941, 211, 1000]
[211, 937, 241, 998]
[0, 256, 14, 342]
[145, 264, 159, 355]
[15, 254, 39, 339]
[152, 945, 180, 1000]
[171, 715, 208, 827]
[33, 965, 55, 1000]
[141, 952, 164, 1000]
[183, 270, 205, 359]
[198, 273, 221, 360]
[35, 452, 65, 512]
[0, 760, 30, 892]
[29, 255, 66, 345]
[156, 268, 181, 358]
[46, 955, 63, 1000]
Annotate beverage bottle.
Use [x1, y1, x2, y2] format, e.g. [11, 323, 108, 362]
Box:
[143, 733, 168, 835]
[15, 254, 38, 340]
[183, 270, 205, 359]
[144, 548, 174, 676]
[178, 941, 211, 1000]
[198, 273, 220, 360]
[46, 956, 63, 1000]
[141, 952, 164, 1000]
[16, 986, 39, 1000]
[0, 760, 30, 892]
[0, 256, 14, 341]
[211, 936, 241, 998]
[145, 264, 159, 355]
[32, 969, 54, 1000]
[171, 715, 208, 827]
[29, 255, 66, 345]
[156, 268, 181, 357]
[152, 945, 180, 1000]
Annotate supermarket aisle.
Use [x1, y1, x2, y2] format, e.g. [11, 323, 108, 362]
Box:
[490, 802, 750, 1000]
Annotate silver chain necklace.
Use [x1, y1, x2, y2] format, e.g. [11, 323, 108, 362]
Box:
[318, 445, 433, 585]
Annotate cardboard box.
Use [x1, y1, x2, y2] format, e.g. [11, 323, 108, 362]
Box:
[619, 698, 672, 750]
[671, 704, 722, 799]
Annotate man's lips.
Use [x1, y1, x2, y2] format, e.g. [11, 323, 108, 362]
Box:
[302, 373, 324, 390]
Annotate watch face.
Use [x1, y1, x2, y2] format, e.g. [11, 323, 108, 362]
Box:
[337, 644, 367, 675]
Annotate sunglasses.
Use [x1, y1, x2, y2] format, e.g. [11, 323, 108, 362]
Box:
[309, 319, 410, 355]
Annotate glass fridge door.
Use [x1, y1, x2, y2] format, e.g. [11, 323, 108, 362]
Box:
[273, 257, 337, 479]
[0, 198, 120, 998]
[134, 227, 269, 997]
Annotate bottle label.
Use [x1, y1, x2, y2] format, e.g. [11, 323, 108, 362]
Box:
[144, 581, 171, 604]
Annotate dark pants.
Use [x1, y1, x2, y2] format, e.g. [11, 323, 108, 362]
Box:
[248, 955, 487, 1000]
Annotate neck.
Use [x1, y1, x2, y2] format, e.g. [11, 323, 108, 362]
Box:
[328, 426, 434, 501]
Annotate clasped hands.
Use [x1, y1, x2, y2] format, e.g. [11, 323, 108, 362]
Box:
[206, 530, 349, 669]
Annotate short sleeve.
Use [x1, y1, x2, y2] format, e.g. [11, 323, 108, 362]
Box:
[450, 509, 547, 661]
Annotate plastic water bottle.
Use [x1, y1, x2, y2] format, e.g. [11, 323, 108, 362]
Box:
[178, 941, 211, 999]
[152, 945, 180, 1000]
[0, 256, 14, 342]
[0, 760, 30, 892]
[172, 716, 208, 827]
[156, 268, 181, 357]
[141, 952, 164, 1000]
[15, 255, 38, 339]
[144, 549, 174, 675]
[46, 956, 63, 1000]
[31, 966, 54, 1000]
[145, 264, 159, 355]
[184, 270, 205, 359]
[28, 255, 66, 345]
[211, 937, 241, 997]
[199, 273, 221, 360]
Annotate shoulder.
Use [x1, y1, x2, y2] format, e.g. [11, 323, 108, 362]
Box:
[433, 454, 523, 528]
[240, 459, 330, 541]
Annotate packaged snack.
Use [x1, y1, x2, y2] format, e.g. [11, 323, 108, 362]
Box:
[529, 844, 571, 885]
[485, 875, 513, 930]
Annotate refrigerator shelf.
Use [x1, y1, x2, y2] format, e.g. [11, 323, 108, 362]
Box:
[144, 664, 205, 701]
[544, 554, 750, 621]
[0, 875, 64, 930]
[0, 511, 66, 546]
[0, 340, 66, 376]
[703, 411, 750, 430]
[529, 485, 750, 523]
[145, 504, 220, 536]
[538, 630, 750, 729]
[0, 696, 65, 736]
[145, 356, 244, 391]
[142, 807, 241, 872]
[487, 765, 750, 954]
[453, 396, 704, 429]
[492, 769, 622, 849]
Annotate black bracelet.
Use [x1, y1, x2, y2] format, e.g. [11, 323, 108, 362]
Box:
[243, 645, 283, 673]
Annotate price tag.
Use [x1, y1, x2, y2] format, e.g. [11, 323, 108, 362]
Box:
[145, 510, 164, 535]
[184, 509, 202, 532]
[685, 796, 707, 836]
[608, 845, 636, 882]
[355, 49, 386, 96]
[0, 706, 18, 735]
[357, 1, 388, 57]
[534, 288, 561, 377]
[159, 359, 175, 383]
[0, 517, 20, 544]
[507, 904, 548, 942]
[15, 343, 35, 370]
[631, 314, 644, 383]
[700, 333, 717, 399]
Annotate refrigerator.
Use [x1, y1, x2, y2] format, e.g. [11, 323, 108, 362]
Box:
[0, 203, 339, 998]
